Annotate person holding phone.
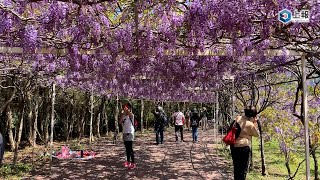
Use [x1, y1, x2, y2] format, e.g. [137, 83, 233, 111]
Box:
[119, 102, 136, 170]
[230, 106, 259, 180]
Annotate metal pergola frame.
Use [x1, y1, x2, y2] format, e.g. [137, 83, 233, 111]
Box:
[0, 45, 314, 179]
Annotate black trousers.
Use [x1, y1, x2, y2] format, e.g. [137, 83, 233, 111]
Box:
[124, 141, 134, 163]
[231, 146, 250, 180]
[156, 127, 164, 144]
[175, 125, 183, 141]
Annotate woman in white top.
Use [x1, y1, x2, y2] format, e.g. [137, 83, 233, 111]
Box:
[173, 109, 185, 142]
[119, 102, 136, 170]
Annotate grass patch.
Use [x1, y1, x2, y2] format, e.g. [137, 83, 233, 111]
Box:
[0, 163, 32, 179]
[249, 139, 318, 180]
[217, 138, 319, 180]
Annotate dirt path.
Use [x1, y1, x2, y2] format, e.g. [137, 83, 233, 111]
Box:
[29, 129, 232, 180]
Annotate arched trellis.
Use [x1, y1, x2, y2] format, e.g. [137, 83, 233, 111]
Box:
[0, 1, 319, 179]
[1, 45, 317, 179]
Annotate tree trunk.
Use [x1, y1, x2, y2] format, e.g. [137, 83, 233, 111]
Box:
[7, 105, 15, 151]
[79, 110, 85, 140]
[96, 113, 101, 138]
[27, 94, 33, 145]
[311, 148, 319, 180]
[0, 88, 16, 115]
[258, 121, 267, 175]
[96, 97, 106, 138]
[44, 107, 50, 145]
[66, 107, 74, 142]
[65, 98, 74, 142]
[63, 106, 69, 141]
[13, 105, 25, 165]
[104, 111, 108, 136]
[50, 83, 56, 147]
[140, 99, 144, 133]
[32, 87, 39, 147]
[285, 160, 292, 179]
[102, 98, 108, 136]
[43, 88, 50, 146]
[113, 95, 119, 144]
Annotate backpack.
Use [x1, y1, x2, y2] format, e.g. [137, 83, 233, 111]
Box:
[160, 113, 168, 126]
[191, 114, 200, 127]
[191, 118, 198, 126]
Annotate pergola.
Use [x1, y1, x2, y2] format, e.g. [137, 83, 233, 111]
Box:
[1, 1, 319, 179]
[0, 44, 315, 179]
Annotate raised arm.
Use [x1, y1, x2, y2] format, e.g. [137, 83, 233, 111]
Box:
[119, 110, 124, 125]
[128, 111, 134, 121]
[251, 117, 260, 137]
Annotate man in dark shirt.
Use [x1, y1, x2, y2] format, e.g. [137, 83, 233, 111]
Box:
[153, 106, 167, 144]
[190, 108, 201, 142]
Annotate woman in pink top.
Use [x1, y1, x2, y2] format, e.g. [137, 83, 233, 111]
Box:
[229, 106, 259, 180]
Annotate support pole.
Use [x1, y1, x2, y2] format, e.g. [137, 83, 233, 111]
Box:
[302, 54, 310, 180]
[50, 83, 55, 148]
[232, 78, 235, 119]
[140, 99, 144, 133]
[216, 91, 220, 137]
[89, 86, 94, 144]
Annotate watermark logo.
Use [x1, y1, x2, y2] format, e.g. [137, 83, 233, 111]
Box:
[278, 9, 310, 24]
[278, 9, 292, 24]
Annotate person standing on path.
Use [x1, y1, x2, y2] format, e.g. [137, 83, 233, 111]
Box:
[229, 106, 259, 180]
[185, 109, 191, 131]
[153, 106, 167, 144]
[0, 132, 4, 167]
[190, 108, 201, 142]
[172, 109, 185, 142]
[119, 102, 136, 170]
[201, 107, 208, 130]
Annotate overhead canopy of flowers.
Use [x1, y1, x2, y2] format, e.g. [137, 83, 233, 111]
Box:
[0, 0, 319, 102]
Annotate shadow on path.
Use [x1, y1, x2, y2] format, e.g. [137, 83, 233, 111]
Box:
[29, 129, 232, 180]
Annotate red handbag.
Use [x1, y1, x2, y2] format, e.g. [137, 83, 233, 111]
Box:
[223, 121, 238, 145]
